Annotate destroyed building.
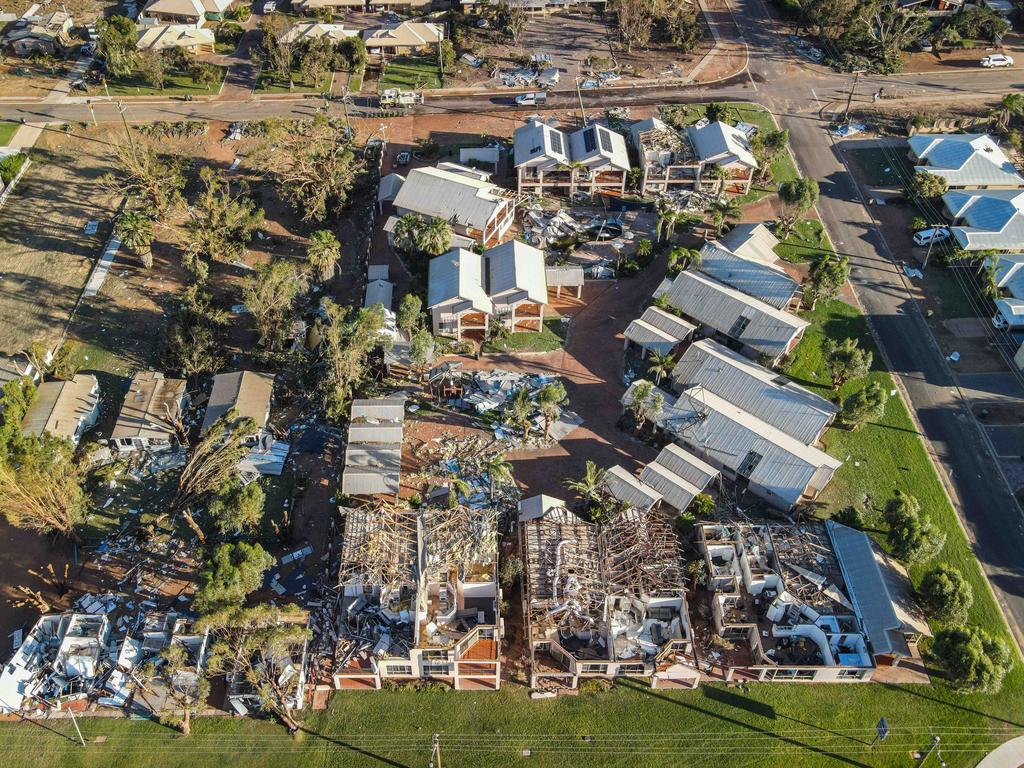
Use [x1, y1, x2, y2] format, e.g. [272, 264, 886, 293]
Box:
[333, 503, 501, 691]
[629, 117, 702, 196]
[226, 611, 310, 716]
[694, 522, 874, 682]
[519, 496, 699, 691]
[341, 397, 406, 497]
[0, 613, 112, 713]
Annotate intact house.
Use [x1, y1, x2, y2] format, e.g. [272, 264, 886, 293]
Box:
[519, 496, 701, 691]
[225, 611, 309, 717]
[942, 188, 1024, 252]
[361, 21, 443, 56]
[333, 503, 501, 691]
[141, 0, 234, 26]
[341, 397, 405, 498]
[427, 240, 548, 340]
[623, 306, 696, 358]
[687, 121, 759, 197]
[694, 522, 875, 682]
[514, 120, 631, 198]
[2, 11, 72, 56]
[908, 133, 1024, 190]
[110, 371, 187, 453]
[990, 253, 1024, 329]
[697, 240, 800, 311]
[388, 165, 517, 247]
[630, 117, 702, 195]
[201, 370, 289, 477]
[658, 269, 809, 365]
[136, 24, 216, 53]
[280, 22, 358, 44]
[22, 374, 101, 445]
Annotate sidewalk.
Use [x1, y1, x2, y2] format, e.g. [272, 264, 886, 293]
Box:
[9, 54, 91, 149]
[977, 735, 1024, 768]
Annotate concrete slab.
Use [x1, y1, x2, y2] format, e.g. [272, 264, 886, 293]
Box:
[957, 372, 1024, 403]
[977, 734, 1024, 768]
[985, 426, 1024, 459]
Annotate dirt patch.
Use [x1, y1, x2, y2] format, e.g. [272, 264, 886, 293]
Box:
[0, 60, 70, 98]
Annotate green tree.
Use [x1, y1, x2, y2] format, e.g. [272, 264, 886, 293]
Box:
[750, 128, 789, 183]
[318, 301, 387, 421]
[883, 492, 946, 563]
[190, 62, 221, 90]
[416, 217, 452, 257]
[193, 541, 274, 615]
[506, 386, 535, 439]
[306, 229, 341, 281]
[824, 337, 872, 389]
[299, 35, 333, 89]
[243, 261, 300, 349]
[137, 49, 168, 91]
[710, 197, 741, 236]
[565, 460, 606, 511]
[408, 327, 435, 374]
[338, 36, 367, 71]
[920, 564, 973, 625]
[778, 178, 819, 237]
[647, 351, 675, 385]
[261, 12, 296, 83]
[498, 553, 523, 586]
[142, 641, 211, 737]
[0, 436, 86, 542]
[103, 138, 186, 216]
[839, 381, 887, 428]
[627, 379, 663, 432]
[115, 210, 155, 268]
[704, 101, 731, 123]
[992, 92, 1024, 131]
[209, 477, 266, 536]
[911, 170, 947, 199]
[687, 492, 715, 519]
[186, 166, 264, 268]
[96, 15, 138, 77]
[486, 452, 514, 499]
[614, 0, 657, 52]
[537, 381, 568, 441]
[932, 625, 1013, 694]
[396, 293, 422, 335]
[806, 253, 850, 307]
[439, 39, 456, 72]
[0, 376, 37, 462]
[392, 213, 422, 253]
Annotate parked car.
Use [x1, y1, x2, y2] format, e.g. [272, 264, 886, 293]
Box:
[981, 54, 1014, 68]
[515, 92, 546, 106]
[262, 0, 276, 12]
[912, 227, 951, 247]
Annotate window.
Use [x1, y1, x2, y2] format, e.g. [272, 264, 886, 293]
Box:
[423, 663, 451, 676]
[727, 314, 752, 338]
[580, 663, 606, 674]
[421, 649, 449, 661]
[738, 450, 764, 478]
[597, 127, 613, 154]
[838, 669, 865, 680]
[386, 665, 413, 676]
[617, 664, 645, 676]
[549, 130, 564, 156]
[583, 128, 597, 153]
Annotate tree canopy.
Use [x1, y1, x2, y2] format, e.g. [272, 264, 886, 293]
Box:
[883, 492, 945, 563]
[193, 541, 274, 615]
[920, 564, 973, 625]
[932, 625, 1013, 693]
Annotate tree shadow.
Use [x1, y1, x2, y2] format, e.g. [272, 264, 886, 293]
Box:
[874, 682, 1024, 729]
[300, 727, 415, 768]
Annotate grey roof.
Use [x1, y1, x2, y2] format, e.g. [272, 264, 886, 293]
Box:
[698, 241, 799, 310]
[664, 386, 841, 510]
[602, 465, 662, 511]
[201, 371, 274, 434]
[393, 166, 511, 233]
[22, 375, 98, 441]
[518, 493, 567, 522]
[945, 189, 1024, 251]
[993, 253, 1024, 298]
[111, 371, 186, 441]
[825, 520, 903, 657]
[514, 120, 630, 172]
[908, 133, 1024, 188]
[367, 264, 390, 281]
[364, 278, 394, 310]
[351, 397, 406, 421]
[427, 249, 492, 313]
[624, 306, 696, 353]
[686, 121, 758, 169]
[377, 173, 405, 203]
[718, 223, 780, 263]
[280, 21, 357, 44]
[671, 339, 837, 445]
[639, 444, 719, 512]
[486, 239, 548, 304]
[664, 270, 808, 360]
[342, 397, 405, 496]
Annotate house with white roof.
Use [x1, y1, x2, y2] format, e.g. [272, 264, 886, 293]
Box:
[698, 241, 800, 310]
[908, 133, 1024, 190]
[661, 270, 809, 365]
[361, 21, 443, 55]
[427, 240, 549, 339]
[390, 165, 517, 246]
[671, 339, 838, 446]
[687, 121, 758, 196]
[514, 120, 631, 197]
[298, 0, 428, 12]
[280, 22, 358, 44]
[142, 0, 233, 26]
[942, 189, 1024, 251]
[629, 117, 701, 195]
[136, 24, 215, 52]
[718, 222, 781, 263]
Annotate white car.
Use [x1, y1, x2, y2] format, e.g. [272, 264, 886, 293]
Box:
[913, 227, 951, 247]
[981, 54, 1014, 68]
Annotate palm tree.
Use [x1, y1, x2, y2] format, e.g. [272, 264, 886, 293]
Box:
[507, 386, 534, 439]
[392, 213, 422, 253]
[647, 351, 675, 385]
[993, 92, 1024, 131]
[565, 460, 605, 511]
[710, 198, 741, 236]
[536, 381, 567, 441]
[486, 453, 514, 499]
[447, 477, 471, 508]
[416, 217, 452, 257]
[306, 229, 341, 281]
[652, 292, 674, 311]
[635, 239, 653, 261]
[115, 210, 154, 268]
[980, 257, 1001, 302]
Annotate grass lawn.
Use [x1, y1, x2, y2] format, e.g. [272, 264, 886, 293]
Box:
[483, 317, 566, 353]
[0, 120, 18, 146]
[379, 56, 441, 90]
[103, 67, 227, 96]
[844, 146, 914, 188]
[773, 219, 835, 264]
[255, 65, 331, 94]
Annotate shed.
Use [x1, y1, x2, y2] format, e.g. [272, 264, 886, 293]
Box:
[602, 465, 663, 511]
[201, 370, 274, 434]
[623, 306, 696, 356]
[639, 444, 719, 512]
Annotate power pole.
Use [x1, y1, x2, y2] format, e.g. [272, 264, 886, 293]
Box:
[575, 77, 587, 126]
[116, 100, 135, 155]
[66, 705, 86, 747]
[429, 733, 441, 768]
[842, 69, 866, 126]
[923, 227, 938, 269]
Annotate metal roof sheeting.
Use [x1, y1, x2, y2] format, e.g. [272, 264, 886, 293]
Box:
[201, 371, 274, 434]
[665, 270, 808, 360]
[545, 265, 585, 287]
[486, 239, 548, 305]
[639, 442, 719, 513]
[22, 374, 98, 442]
[603, 465, 662, 511]
[393, 166, 510, 234]
[687, 121, 758, 170]
[698, 241, 799, 310]
[343, 398, 405, 496]
[624, 306, 696, 354]
[909, 133, 1024, 189]
[111, 371, 186, 441]
[718, 223, 780, 263]
[514, 119, 630, 172]
[364, 278, 395, 310]
[671, 339, 837, 445]
[427, 249, 493, 313]
[945, 189, 1024, 251]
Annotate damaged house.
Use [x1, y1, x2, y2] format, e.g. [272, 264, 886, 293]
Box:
[695, 522, 874, 682]
[687, 121, 758, 197]
[341, 397, 406, 498]
[225, 611, 310, 716]
[519, 496, 699, 691]
[22, 374, 101, 445]
[630, 117, 702, 196]
[334, 503, 502, 691]
[201, 370, 289, 477]
[110, 371, 187, 453]
[514, 120, 631, 198]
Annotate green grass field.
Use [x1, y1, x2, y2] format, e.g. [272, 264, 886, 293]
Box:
[483, 317, 566, 353]
[774, 219, 835, 264]
[255, 66, 331, 94]
[103, 67, 227, 97]
[378, 56, 441, 90]
[0, 120, 18, 146]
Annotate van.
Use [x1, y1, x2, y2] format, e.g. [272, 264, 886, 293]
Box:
[912, 227, 951, 247]
[515, 92, 546, 106]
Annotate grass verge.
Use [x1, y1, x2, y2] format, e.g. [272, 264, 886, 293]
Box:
[0, 120, 18, 146]
[773, 219, 834, 264]
[103, 67, 227, 96]
[483, 317, 566, 353]
[255, 66, 331, 94]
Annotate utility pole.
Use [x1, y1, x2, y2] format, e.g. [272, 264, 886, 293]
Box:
[922, 226, 947, 270]
[916, 733, 946, 767]
[85, 99, 97, 127]
[66, 705, 86, 747]
[116, 100, 135, 154]
[842, 69, 866, 126]
[575, 76, 587, 127]
[429, 733, 441, 768]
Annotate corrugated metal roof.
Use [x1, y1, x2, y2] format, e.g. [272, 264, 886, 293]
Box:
[945, 189, 1024, 251]
[343, 398, 405, 496]
[393, 166, 509, 233]
[111, 371, 186, 440]
[718, 223, 780, 263]
[909, 133, 1024, 188]
[665, 386, 840, 510]
[486, 239, 548, 304]
[427, 249, 492, 313]
[201, 371, 274, 434]
[638, 461, 702, 513]
[22, 374, 98, 441]
[518, 493, 567, 522]
[699, 242, 798, 310]
[136, 24, 215, 50]
[602, 465, 662, 511]
[367, 264, 390, 281]
[993, 253, 1024, 298]
[665, 271, 808, 360]
[364, 278, 394, 310]
[623, 305, 697, 354]
[515, 120, 629, 172]
[361, 20, 442, 48]
[687, 121, 758, 170]
[351, 397, 406, 421]
[825, 520, 902, 657]
[671, 339, 836, 445]
[513, 120, 570, 170]
[649, 443, 719, 490]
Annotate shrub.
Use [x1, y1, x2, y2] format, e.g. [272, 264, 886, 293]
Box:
[0, 152, 28, 185]
[920, 565, 973, 624]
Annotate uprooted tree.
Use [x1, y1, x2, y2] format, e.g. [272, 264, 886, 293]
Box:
[142, 641, 212, 737]
[184, 166, 264, 275]
[103, 138, 187, 216]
